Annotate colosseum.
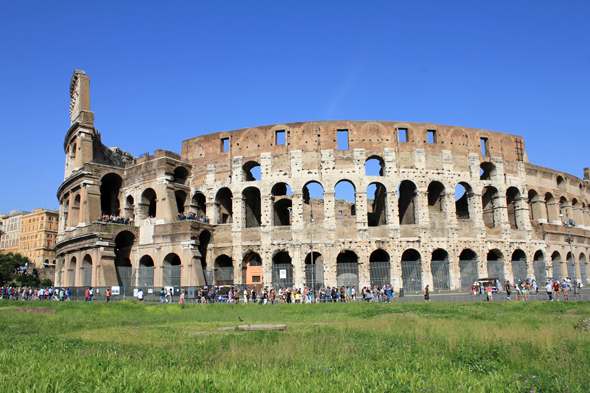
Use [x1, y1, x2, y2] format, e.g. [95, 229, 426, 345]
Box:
[54, 70, 590, 293]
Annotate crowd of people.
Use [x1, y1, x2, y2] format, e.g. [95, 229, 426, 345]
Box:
[98, 215, 134, 225]
[188, 284, 398, 304]
[1, 286, 72, 301]
[177, 212, 210, 223]
[2, 279, 585, 303]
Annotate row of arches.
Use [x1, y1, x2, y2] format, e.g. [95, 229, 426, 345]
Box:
[65, 235, 589, 288]
[528, 189, 590, 228]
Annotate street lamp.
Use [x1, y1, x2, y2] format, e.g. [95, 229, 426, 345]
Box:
[559, 204, 577, 296]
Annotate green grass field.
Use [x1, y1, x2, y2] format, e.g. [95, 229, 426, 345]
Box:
[0, 301, 589, 392]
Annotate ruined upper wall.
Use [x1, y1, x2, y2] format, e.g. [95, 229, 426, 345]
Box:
[181, 120, 528, 182]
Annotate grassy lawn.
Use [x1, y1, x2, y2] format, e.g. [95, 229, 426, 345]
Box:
[0, 301, 589, 392]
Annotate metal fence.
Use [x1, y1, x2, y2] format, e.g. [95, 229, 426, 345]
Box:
[511, 260, 527, 284]
[431, 260, 450, 291]
[552, 260, 562, 282]
[459, 259, 478, 291]
[117, 266, 135, 287]
[533, 260, 547, 284]
[215, 267, 234, 285]
[162, 266, 181, 287]
[272, 263, 293, 289]
[567, 261, 575, 279]
[204, 267, 213, 286]
[137, 266, 154, 287]
[305, 263, 324, 291]
[581, 262, 588, 284]
[83, 267, 92, 287]
[337, 263, 359, 289]
[487, 260, 505, 283]
[401, 260, 422, 293]
[369, 261, 390, 287]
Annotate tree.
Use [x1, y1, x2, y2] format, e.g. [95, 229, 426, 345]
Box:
[0, 252, 30, 286]
[40, 278, 53, 287]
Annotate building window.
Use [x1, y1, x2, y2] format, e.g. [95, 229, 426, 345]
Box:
[427, 130, 436, 144]
[221, 137, 230, 152]
[398, 128, 408, 143]
[337, 130, 349, 150]
[276, 130, 286, 145]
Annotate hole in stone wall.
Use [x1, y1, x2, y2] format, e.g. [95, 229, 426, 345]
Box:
[365, 156, 385, 176]
[398, 180, 417, 225]
[367, 182, 387, 226]
[335, 180, 356, 218]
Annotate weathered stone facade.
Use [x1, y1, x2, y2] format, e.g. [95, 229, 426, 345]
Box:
[55, 71, 590, 290]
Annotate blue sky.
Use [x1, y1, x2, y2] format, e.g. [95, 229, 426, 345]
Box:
[1, 1, 589, 213]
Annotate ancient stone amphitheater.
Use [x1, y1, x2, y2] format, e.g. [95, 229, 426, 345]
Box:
[55, 70, 590, 292]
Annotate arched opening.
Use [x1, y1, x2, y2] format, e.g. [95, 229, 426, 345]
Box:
[365, 156, 385, 176]
[198, 230, 211, 284]
[533, 250, 546, 284]
[272, 182, 292, 226]
[480, 162, 496, 180]
[242, 161, 261, 181]
[173, 166, 189, 185]
[506, 187, 521, 229]
[527, 189, 544, 222]
[305, 252, 324, 291]
[215, 188, 233, 224]
[572, 198, 583, 227]
[398, 180, 417, 225]
[175, 190, 187, 215]
[243, 187, 261, 228]
[511, 249, 527, 284]
[486, 249, 505, 283]
[72, 194, 81, 226]
[138, 255, 154, 286]
[303, 181, 324, 222]
[272, 251, 293, 289]
[215, 255, 233, 285]
[162, 253, 181, 287]
[459, 249, 478, 291]
[100, 173, 123, 216]
[369, 249, 390, 287]
[566, 252, 575, 279]
[579, 253, 588, 284]
[82, 254, 92, 287]
[401, 249, 422, 292]
[545, 193, 558, 223]
[337, 250, 359, 289]
[427, 181, 446, 219]
[431, 248, 450, 291]
[114, 231, 135, 286]
[455, 182, 472, 220]
[482, 186, 499, 228]
[141, 188, 157, 219]
[242, 252, 262, 289]
[551, 251, 562, 282]
[69, 256, 77, 286]
[367, 182, 387, 227]
[557, 175, 565, 189]
[124, 195, 135, 219]
[192, 192, 207, 219]
[335, 180, 356, 219]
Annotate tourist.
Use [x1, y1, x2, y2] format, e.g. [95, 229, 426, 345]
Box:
[424, 284, 430, 302]
[505, 280, 511, 300]
[546, 280, 553, 301]
[106, 288, 111, 302]
[553, 280, 561, 301]
[486, 284, 493, 301]
[562, 279, 568, 301]
[85, 287, 90, 302]
[179, 289, 185, 304]
[89, 287, 93, 302]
